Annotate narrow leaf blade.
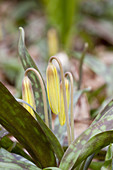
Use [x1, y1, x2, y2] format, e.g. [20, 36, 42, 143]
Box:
[18, 27, 51, 125]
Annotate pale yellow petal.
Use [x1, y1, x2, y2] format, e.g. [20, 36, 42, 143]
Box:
[59, 78, 70, 126]
[46, 63, 60, 115]
[22, 76, 36, 118]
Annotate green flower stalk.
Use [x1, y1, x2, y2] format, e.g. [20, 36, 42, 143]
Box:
[59, 78, 70, 126]
[65, 72, 74, 142]
[22, 76, 36, 118]
[46, 63, 61, 115]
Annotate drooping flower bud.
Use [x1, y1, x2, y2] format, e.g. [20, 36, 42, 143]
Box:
[46, 63, 60, 115]
[22, 76, 36, 118]
[59, 78, 70, 126]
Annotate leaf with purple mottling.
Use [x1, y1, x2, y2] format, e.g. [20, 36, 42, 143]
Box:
[0, 82, 56, 168]
[0, 148, 41, 170]
[18, 27, 51, 126]
[59, 100, 113, 169]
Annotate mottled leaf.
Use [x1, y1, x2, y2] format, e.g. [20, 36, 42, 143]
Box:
[16, 98, 64, 161]
[0, 82, 56, 168]
[0, 148, 40, 170]
[80, 99, 113, 169]
[92, 99, 113, 124]
[59, 100, 113, 169]
[0, 134, 33, 163]
[101, 144, 113, 170]
[73, 132, 113, 168]
[34, 112, 64, 162]
[0, 82, 63, 162]
[18, 27, 51, 125]
[17, 96, 64, 161]
[60, 130, 113, 169]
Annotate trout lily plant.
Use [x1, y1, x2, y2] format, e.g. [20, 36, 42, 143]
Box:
[0, 28, 113, 170]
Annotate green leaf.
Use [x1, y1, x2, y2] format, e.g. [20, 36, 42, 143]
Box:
[73, 131, 113, 168]
[60, 131, 113, 170]
[59, 100, 113, 169]
[43, 168, 61, 170]
[89, 161, 104, 170]
[105, 144, 113, 160]
[80, 99, 113, 169]
[0, 148, 40, 170]
[18, 27, 51, 124]
[17, 92, 64, 161]
[16, 99, 64, 161]
[91, 99, 113, 125]
[0, 134, 33, 163]
[101, 144, 113, 170]
[34, 110, 64, 162]
[0, 82, 56, 168]
[101, 160, 112, 170]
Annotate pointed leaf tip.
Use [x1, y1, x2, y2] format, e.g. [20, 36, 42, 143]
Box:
[19, 27, 25, 44]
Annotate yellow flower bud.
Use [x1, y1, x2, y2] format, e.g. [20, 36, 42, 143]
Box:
[59, 78, 70, 126]
[22, 76, 36, 118]
[46, 63, 60, 115]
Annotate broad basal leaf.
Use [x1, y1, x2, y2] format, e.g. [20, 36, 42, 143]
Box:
[59, 100, 113, 169]
[79, 99, 113, 169]
[0, 134, 33, 163]
[16, 98, 64, 161]
[73, 131, 113, 168]
[0, 148, 40, 170]
[0, 82, 56, 168]
[34, 108, 64, 162]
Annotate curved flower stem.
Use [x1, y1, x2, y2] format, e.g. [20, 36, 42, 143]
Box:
[49, 56, 71, 145]
[25, 68, 49, 128]
[65, 72, 74, 142]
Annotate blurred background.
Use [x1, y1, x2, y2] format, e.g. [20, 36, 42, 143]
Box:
[1, 0, 113, 135]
